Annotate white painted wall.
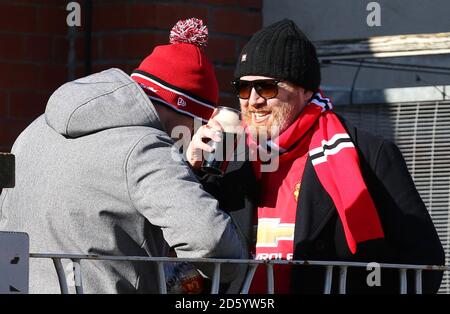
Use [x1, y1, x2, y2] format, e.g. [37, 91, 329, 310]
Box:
[263, 0, 450, 89]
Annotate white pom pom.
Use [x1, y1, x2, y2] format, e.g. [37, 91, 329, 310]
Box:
[169, 18, 208, 48]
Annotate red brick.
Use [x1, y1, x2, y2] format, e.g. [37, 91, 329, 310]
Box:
[52, 37, 69, 63]
[93, 3, 129, 31]
[0, 4, 37, 32]
[99, 35, 124, 59]
[0, 34, 25, 60]
[37, 6, 67, 35]
[0, 92, 8, 117]
[92, 62, 137, 75]
[157, 4, 209, 29]
[128, 3, 157, 29]
[129, 3, 208, 30]
[13, 0, 65, 5]
[75, 65, 86, 80]
[195, 0, 237, 5]
[75, 37, 99, 61]
[0, 119, 30, 149]
[207, 37, 237, 63]
[123, 33, 167, 59]
[38, 65, 67, 91]
[76, 37, 86, 60]
[9, 92, 48, 119]
[215, 66, 235, 93]
[92, 64, 112, 74]
[91, 37, 100, 61]
[238, 39, 249, 52]
[239, 0, 263, 9]
[213, 9, 262, 36]
[0, 63, 40, 89]
[24, 35, 53, 61]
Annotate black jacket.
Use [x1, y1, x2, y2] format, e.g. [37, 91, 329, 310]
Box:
[201, 118, 445, 294]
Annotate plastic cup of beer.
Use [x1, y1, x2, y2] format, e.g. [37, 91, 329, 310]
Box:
[201, 106, 242, 177]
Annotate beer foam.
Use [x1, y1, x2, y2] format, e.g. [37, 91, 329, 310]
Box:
[213, 108, 241, 133]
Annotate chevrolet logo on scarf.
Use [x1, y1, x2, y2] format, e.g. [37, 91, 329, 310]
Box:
[256, 218, 295, 247]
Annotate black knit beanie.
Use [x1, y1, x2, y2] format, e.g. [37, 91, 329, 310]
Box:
[234, 19, 321, 92]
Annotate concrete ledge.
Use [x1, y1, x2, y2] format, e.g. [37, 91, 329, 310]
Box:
[323, 85, 450, 106]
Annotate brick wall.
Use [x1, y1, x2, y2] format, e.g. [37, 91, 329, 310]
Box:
[0, 0, 68, 152]
[0, 0, 263, 152]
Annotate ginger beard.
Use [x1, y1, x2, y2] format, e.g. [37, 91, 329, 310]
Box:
[240, 79, 312, 140]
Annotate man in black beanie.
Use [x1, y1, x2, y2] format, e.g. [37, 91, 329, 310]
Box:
[186, 19, 445, 294]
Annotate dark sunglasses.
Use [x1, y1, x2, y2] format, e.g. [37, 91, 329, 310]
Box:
[231, 79, 281, 100]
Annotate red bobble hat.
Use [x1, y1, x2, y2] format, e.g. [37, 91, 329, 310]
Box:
[131, 18, 218, 122]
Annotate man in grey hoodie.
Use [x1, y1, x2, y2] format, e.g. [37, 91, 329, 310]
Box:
[0, 19, 243, 293]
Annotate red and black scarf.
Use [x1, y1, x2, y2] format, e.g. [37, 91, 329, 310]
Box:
[247, 91, 384, 254]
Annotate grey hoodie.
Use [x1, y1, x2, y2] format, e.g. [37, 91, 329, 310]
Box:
[0, 68, 243, 294]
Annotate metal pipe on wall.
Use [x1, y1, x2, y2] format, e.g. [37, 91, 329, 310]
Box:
[84, 0, 92, 76]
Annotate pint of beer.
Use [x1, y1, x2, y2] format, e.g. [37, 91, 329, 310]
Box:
[201, 106, 242, 176]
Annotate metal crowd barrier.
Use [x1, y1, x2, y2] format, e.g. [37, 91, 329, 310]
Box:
[28, 253, 450, 294]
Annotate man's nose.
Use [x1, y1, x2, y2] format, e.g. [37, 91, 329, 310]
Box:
[248, 87, 266, 108]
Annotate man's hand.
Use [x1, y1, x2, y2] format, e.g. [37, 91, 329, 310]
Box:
[186, 119, 223, 170]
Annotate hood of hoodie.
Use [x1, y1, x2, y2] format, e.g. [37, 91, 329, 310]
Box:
[45, 68, 162, 138]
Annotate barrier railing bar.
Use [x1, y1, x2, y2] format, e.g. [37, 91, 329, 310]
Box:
[31, 254, 449, 295]
[72, 259, 83, 294]
[210, 263, 221, 294]
[156, 262, 167, 294]
[29, 253, 450, 271]
[266, 264, 274, 294]
[240, 264, 258, 294]
[339, 266, 348, 294]
[415, 269, 423, 294]
[52, 258, 69, 294]
[324, 266, 333, 294]
[400, 269, 407, 294]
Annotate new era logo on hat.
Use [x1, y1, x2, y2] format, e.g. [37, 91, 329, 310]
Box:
[177, 97, 187, 107]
